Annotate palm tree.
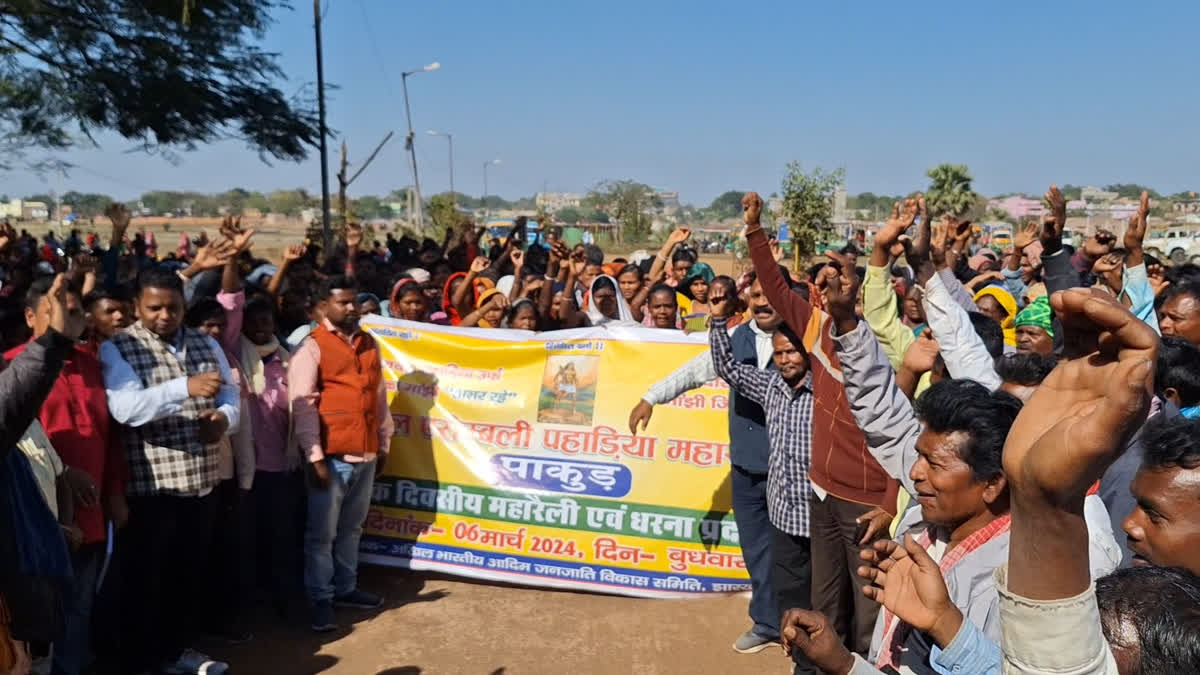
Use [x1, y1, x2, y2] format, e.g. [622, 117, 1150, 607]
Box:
[925, 164, 979, 217]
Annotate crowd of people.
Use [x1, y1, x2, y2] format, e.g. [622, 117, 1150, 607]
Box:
[1, 182, 1199, 674]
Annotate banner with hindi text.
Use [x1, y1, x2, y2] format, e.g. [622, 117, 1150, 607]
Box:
[362, 317, 751, 597]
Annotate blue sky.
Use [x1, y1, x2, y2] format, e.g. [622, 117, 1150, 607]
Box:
[9, 0, 1199, 204]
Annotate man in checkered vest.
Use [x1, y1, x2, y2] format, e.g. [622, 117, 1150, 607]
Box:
[99, 267, 240, 675]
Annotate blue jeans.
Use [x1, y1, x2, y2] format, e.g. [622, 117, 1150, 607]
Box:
[304, 457, 376, 603]
[730, 464, 778, 639]
[52, 543, 101, 675]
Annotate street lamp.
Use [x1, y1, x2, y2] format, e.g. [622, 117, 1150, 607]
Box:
[426, 129, 454, 211]
[483, 159, 501, 223]
[400, 61, 440, 230]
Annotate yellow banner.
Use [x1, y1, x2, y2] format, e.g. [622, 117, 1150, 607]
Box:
[361, 317, 751, 597]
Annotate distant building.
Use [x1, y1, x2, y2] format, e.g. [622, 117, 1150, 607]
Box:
[652, 188, 680, 208]
[833, 188, 848, 222]
[1173, 198, 1200, 214]
[1108, 203, 1138, 220]
[1081, 186, 1119, 202]
[0, 199, 48, 220]
[988, 196, 1045, 220]
[535, 192, 584, 211]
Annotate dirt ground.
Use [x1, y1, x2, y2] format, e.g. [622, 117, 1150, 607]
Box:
[217, 566, 785, 675]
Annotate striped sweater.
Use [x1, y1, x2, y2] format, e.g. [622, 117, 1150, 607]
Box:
[746, 226, 899, 513]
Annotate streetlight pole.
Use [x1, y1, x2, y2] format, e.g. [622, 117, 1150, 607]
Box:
[313, 0, 332, 251]
[483, 159, 501, 223]
[426, 130, 454, 211]
[401, 61, 440, 232]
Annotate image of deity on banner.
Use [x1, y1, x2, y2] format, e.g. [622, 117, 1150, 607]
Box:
[536, 355, 599, 426]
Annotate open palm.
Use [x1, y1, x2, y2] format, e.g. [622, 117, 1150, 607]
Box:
[860, 536, 954, 634]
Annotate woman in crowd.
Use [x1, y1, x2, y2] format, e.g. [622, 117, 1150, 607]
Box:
[461, 288, 508, 328]
[973, 285, 1018, 348]
[503, 298, 540, 331]
[679, 262, 715, 331]
[901, 285, 927, 336]
[644, 283, 680, 330]
[389, 279, 429, 323]
[585, 275, 635, 326]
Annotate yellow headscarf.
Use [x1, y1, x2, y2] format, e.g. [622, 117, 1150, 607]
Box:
[973, 285, 1018, 346]
[475, 288, 503, 329]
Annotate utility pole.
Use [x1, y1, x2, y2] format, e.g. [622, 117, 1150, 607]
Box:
[401, 75, 422, 231]
[401, 62, 440, 232]
[336, 132, 395, 226]
[313, 0, 332, 252]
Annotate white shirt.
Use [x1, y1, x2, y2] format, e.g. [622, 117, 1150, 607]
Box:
[99, 330, 240, 433]
[641, 319, 774, 405]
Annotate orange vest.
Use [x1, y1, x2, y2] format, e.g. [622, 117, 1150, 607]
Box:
[311, 325, 383, 456]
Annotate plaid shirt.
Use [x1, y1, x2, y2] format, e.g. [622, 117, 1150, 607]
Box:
[710, 317, 813, 537]
[106, 322, 223, 496]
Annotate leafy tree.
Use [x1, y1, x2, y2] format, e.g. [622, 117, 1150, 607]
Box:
[925, 164, 979, 217]
[1059, 185, 1083, 201]
[0, 0, 319, 165]
[779, 163, 845, 258]
[847, 192, 902, 218]
[555, 206, 583, 224]
[244, 191, 269, 212]
[61, 191, 116, 217]
[587, 208, 610, 224]
[222, 188, 251, 213]
[708, 190, 745, 220]
[265, 189, 309, 217]
[352, 195, 390, 220]
[586, 180, 659, 241]
[427, 192, 463, 236]
[1103, 184, 1162, 200]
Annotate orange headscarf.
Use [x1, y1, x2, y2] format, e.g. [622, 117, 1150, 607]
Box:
[442, 272, 468, 326]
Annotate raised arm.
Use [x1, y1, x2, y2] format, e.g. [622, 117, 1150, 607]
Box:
[648, 228, 691, 286]
[742, 192, 810, 333]
[268, 244, 306, 297]
[819, 258, 921, 497]
[454, 256, 489, 312]
[923, 270, 1002, 390]
[862, 199, 920, 369]
[102, 203, 131, 289]
[507, 249, 525, 302]
[1124, 190, 1149, 270]
[180, 237, 236, 285]
[1003, 222, 1038, 300]
[0, 276, 76, 453]
[938, 267, 981, 314]
[343, 222, 363, 278]
[708, 292, 771, 405]
[1004, 289, 1155, 599]
[998, 289, 1154, 673]
[219, 216, 255, 294]
[537, 240, 567, 321]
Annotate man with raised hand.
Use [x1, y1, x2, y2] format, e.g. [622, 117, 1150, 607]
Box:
[1000, 288, 1157, 673]
[628, 269, 801, 655]
[6, 274, 125, 675]
[707, 280, 818, 674]
[742, 192, 900, 663]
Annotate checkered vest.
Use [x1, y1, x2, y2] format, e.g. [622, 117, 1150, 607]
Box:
[109, 322, 222, 496]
